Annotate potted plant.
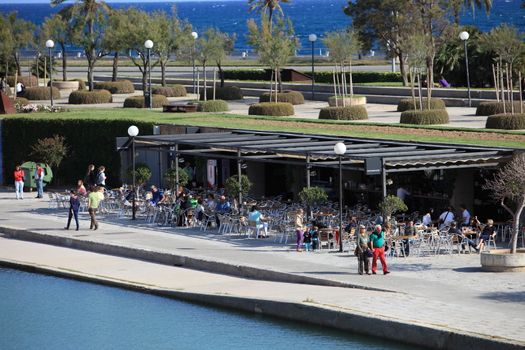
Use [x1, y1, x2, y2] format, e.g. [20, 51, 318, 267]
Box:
[378, 195, 408, 223]
[298, 186, 328, 220]
[224, 174, 252, 208]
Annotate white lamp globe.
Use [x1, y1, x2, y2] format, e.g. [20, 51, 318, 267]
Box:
[334, 142, 347, 155]
[308, 34, 317, 42]
[127, 125, 139, 137]
[459, 31, 469, 41]
[144, 40, 154, 49]
[191, 31, 198, 40]
[45, 39, 55, 48]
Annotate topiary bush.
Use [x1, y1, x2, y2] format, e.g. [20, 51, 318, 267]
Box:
[319, 106, 368, 120]
[123, 94, 168, 108]
[476, 101, 525, 116]
[21, 87, 61, 100]
[400, 109, 449, 125]
[152, 85, 187, 97]
[7, 75, 38, 87]
[68, 90, 112, 104]
[196, 99, 229, 112]
[485, 114, 525, 130]
[248, 102, 294, 116]
[259, 90, 305, 105]
[397, 98, 446, 112]
[93, 80, 135, 94]
[199, 86, 244, 100]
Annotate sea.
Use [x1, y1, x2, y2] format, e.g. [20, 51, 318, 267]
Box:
[1, 0, 524, 55]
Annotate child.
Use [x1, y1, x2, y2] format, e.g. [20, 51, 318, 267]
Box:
[303, 229, 312, 252]
[310, 226, 319, 251]
[65, 190, 80, 231]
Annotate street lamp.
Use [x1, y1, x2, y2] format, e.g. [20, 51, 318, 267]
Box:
[128, 125, 139, 220]
[144, 40, 154, 109]
[334, 142, 347, 253]
[459, 31, 471, 107]
[308, 34, 317, 100]
[45, 39, 55, 107]
[191, 31, 198, 95]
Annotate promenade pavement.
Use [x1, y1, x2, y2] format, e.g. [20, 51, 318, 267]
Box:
[0, 191, 523, 348]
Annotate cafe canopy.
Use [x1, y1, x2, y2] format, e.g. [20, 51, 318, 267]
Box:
[117, 128, 515, 197]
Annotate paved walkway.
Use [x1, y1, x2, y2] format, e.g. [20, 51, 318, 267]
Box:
[0, 192, 523, 348]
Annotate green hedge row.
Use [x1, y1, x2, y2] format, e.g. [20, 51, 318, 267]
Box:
[475, 101, 525, 116]
[319, 106, 368, 120]
[1, 118, 154, 186]
[123, 95, 168, 108]
[248, 102, 294, 116]
[94, 80, 135, 94]
[153, 85, 187, 97]
[259, 91, 305, 105]
[197, 100, 229, 112]
[222, 69, 403, 84]
[199, 86, 244, 100]
[22, 87, 61, 100]
[486, 114, 525, 130]
[69, 90, 113, 104]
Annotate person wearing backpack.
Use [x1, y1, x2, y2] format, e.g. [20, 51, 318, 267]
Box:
[34, 164, 45, 198]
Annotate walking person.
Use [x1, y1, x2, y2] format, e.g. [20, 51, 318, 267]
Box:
[294, 208, 305, 252]
[371, 224, 390, 275]
[64, 190, 80, 231]
[355, 225, 371, 275]
[34, 163, 45, 198]
[84, 164, 96, 191]
[13, 165, 25, 200]
[88, 186, 104, 230]
[95, 166, 107, 188]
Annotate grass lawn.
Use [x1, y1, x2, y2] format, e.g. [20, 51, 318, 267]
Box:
[4, 108, 524, 149]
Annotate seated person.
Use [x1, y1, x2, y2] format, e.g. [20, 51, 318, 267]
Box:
[438, 207, 455, 229]
[149, 185, 165, 206]
[194, 197, 205, 222]
[215, 195, 231, 214]
[403, 220, 418, 256]
[446, 221, 478, 253]
[477, 219, 497, 251]
[206, 193, 217, 211]
[248, 205, 268, 238]
[422, 209, 434, 228]
[188, 194, 198, 208]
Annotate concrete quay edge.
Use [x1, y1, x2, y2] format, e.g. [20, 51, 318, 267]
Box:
[0, 257, 521, 350]
[0, 225, 390, 293]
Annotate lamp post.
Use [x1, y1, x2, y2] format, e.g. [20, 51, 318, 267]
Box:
[334, 142, 347, 253]
[144, 40, 154, 109]
[45, 40, 54, 107]
[191, 31, 198, 95]
[308, 34, 317, 100]
[128, 125, 139, 220]
[459, 31, 471, 107]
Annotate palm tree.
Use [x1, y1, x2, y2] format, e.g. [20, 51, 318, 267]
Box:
[449, 0, 492, 24]
[248, 0, 290, 25]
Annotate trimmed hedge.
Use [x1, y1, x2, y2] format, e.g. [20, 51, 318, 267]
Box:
[248, 102, 294, 116]
[12, 97, 29, 106]
[223, 70, 403, 84]
[196, 100, 229, 112]
[400, 109, 449, 125]
[21, 87, 61, 100]
[486, 113, 525, 130]
[259, 91, 305, 105]
[397, 98, 446, 112]
[2, 118, 154, 186]
[152, 85, 187, 97]
[68, 90, 113, 104]
[476, 101, 525, 116]
[7, 75, 38, 87]
[70, 79, 86, 90]
[319, 106, 368, 120]
[199, 86, 244, 100]
[123, 94, 168, 108]
[93, 80, 135, 94]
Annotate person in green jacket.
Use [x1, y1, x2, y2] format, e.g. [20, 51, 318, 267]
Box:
[370, 224, 390, 275]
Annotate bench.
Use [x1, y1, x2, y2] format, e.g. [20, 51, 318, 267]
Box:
[162, 104, 198, 113]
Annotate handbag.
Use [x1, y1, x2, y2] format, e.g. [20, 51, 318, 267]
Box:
[366, 249, 373, 258]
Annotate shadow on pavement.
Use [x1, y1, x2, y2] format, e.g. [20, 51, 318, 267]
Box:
[479, 291, 525, 304]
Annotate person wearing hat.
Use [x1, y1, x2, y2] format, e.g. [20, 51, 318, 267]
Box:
[355, 225, 371, 275]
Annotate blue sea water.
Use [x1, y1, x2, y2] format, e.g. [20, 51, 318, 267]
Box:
[0, 0, 524, 54]
[0, 268, 418, 350]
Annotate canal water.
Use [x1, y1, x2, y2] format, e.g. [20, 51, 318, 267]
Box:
[0, 268, 421, 350]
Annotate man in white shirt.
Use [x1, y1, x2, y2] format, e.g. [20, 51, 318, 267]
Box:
[438, 207, 455, 229]
[460, 204, 471, 228]
[422, 209, 434, 227]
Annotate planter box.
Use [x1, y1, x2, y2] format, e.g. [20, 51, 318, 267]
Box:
[52, 81, 79, 95]
[480, 248, 525, 272]
[328, 96, 366, 107]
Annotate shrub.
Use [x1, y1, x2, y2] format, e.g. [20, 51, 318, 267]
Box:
[164, 168, 189, 190]
[93, 80, 135, 94]
[11, 97, 29, 106]
[152, 85, 187, 97]
[400, 109, 449, 125]
[127, 163, 152, 186]
[7, 75, 38, 87]
[319, 106, 368, 120]
[248, 102, 294, 116]
[199, 86, 244, 100]
[21, 87, 61, 100]
[485, 114, 525, 130]
[476, 101, 525, 116]
[224, 174, 251, 198]
[68, 90, 112, 104]
[196, 99, 229, 112]
[397, 98, 446, 112]
[298, 186, 328, 205]
[123, 94, 168, 108]
[70, 79, 86, 90]
[259, 90, 305, 105]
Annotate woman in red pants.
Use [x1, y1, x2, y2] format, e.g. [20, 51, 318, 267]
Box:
[370, 224, 390, 275]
